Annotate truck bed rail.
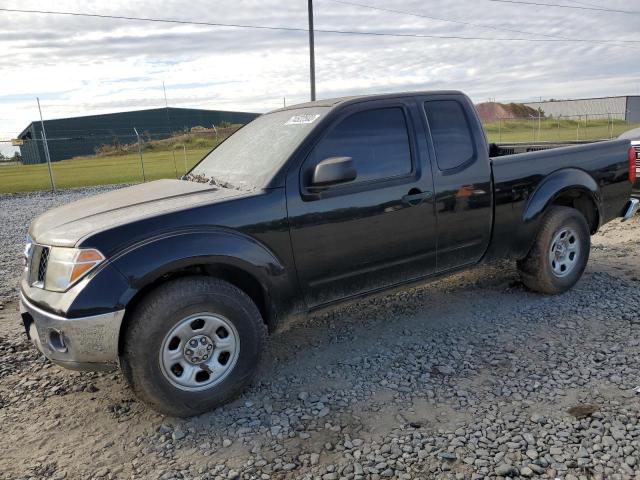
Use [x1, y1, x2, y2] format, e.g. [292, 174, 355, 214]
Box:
[491, 140, 601, 157]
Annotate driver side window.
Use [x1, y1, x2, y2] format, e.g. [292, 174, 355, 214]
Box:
[308, 107, 412, 184]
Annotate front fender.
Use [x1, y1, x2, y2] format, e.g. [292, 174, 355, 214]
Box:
[109, 228, 295, 322]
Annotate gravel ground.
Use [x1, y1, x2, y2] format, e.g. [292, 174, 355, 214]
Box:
[1, 187, 639, 480]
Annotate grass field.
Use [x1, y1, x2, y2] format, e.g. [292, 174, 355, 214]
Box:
[0, 148, 211, 193]
[2, 120, 639, 194]
[484, 118, 639, 143]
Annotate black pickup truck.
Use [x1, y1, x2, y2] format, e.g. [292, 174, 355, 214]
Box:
[20, 91, 638, 416]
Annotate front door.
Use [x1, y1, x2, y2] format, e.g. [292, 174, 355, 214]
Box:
[286, 99, 438, 308]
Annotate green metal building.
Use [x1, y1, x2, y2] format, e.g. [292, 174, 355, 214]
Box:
[17, 107, 259, 165]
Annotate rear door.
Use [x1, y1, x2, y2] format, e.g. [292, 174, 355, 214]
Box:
[286, 99, 438, 307]
[420, 94, 493, 271]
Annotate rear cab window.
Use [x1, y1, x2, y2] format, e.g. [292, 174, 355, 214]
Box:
[423, 100, 476, 171]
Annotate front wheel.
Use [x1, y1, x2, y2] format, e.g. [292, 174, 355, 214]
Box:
[120, 277, 266, 417]
[517, 206, 590, 295]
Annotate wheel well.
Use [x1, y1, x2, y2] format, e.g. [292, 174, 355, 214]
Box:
[551, 189, 599, 233]
[118, 264, 271, 355]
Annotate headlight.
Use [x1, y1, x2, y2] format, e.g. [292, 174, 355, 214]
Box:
[44, 247, 105, 292]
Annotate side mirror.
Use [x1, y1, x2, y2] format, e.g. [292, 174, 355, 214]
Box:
[308, 156, 357, 191]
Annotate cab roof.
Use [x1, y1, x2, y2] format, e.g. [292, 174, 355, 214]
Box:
[273, 90, 465, 113]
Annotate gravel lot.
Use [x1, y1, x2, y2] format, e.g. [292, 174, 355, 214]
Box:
[1, 187, 639, 480]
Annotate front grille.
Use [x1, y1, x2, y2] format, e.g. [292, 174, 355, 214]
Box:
[28, 245, 50, 287]
[635, 146, 640, 170]
[37, 247, 49, 283]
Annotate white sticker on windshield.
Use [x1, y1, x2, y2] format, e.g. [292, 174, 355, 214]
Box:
[285, 114, 320, 125]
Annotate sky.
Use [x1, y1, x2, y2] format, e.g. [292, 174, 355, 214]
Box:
[1, 0, 639, 156]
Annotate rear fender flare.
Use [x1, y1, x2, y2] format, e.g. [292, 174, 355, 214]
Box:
[519, 168, 601, 257]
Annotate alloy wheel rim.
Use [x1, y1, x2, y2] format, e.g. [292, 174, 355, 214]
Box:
[548, 227, 580, 278]
[159, 313, 240, 391]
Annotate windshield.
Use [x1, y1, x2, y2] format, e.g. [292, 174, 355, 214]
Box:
[188, 107, 329, 190]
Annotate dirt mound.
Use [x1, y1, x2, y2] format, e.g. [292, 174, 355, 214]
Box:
[475, 102, 539, 123]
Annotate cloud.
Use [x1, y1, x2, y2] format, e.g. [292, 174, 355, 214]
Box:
[0, 0, 638, 149]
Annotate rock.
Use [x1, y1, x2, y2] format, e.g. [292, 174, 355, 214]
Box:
[550, 447, 563, 456]
[577, 446, 589, 458]
[94, 468, 109, 478]
[520, 466, 533, 477]
[435, 365, 455, 375]
[611, 428, 626, 441]
[530, 413, 546, 424]
[222, 439, 232, 448]
[158, 423, 173, 434]
[495, 464, 515, 476]
[439, 451, 457, 461]
[529, 464, 544, 474]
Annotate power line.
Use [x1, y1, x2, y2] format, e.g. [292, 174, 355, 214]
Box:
[328, 0, 570, 41]
[329, 0, 640, 46]
[485, 0, 640, 14]
[1, 7, 639, 44]
[564, 0, 605, 8]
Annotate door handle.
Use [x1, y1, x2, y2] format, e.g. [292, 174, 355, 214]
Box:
[402, 189, 433, 206]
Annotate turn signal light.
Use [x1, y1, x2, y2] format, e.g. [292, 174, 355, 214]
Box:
[70, 249, 105, 283]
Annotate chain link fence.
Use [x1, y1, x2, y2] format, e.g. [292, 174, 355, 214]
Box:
[484, 112, 638, 144]
[0, 126, 239, 193]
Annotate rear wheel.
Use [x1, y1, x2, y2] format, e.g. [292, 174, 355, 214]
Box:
[120, 276, 266, 417]
[517, 206, 590, 294]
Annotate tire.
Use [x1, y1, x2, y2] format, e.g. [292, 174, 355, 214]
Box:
[517, 206, 590, 295]
[120, 276, 266, 417]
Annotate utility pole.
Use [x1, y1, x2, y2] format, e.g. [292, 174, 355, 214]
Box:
[308, 0, 316, 101]
[37, 97, 56, 192]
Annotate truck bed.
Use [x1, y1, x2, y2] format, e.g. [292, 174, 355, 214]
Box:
[485, 139, 632, 260]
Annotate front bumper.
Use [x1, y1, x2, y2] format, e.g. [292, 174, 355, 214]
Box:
[20, 292, 125, 371]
